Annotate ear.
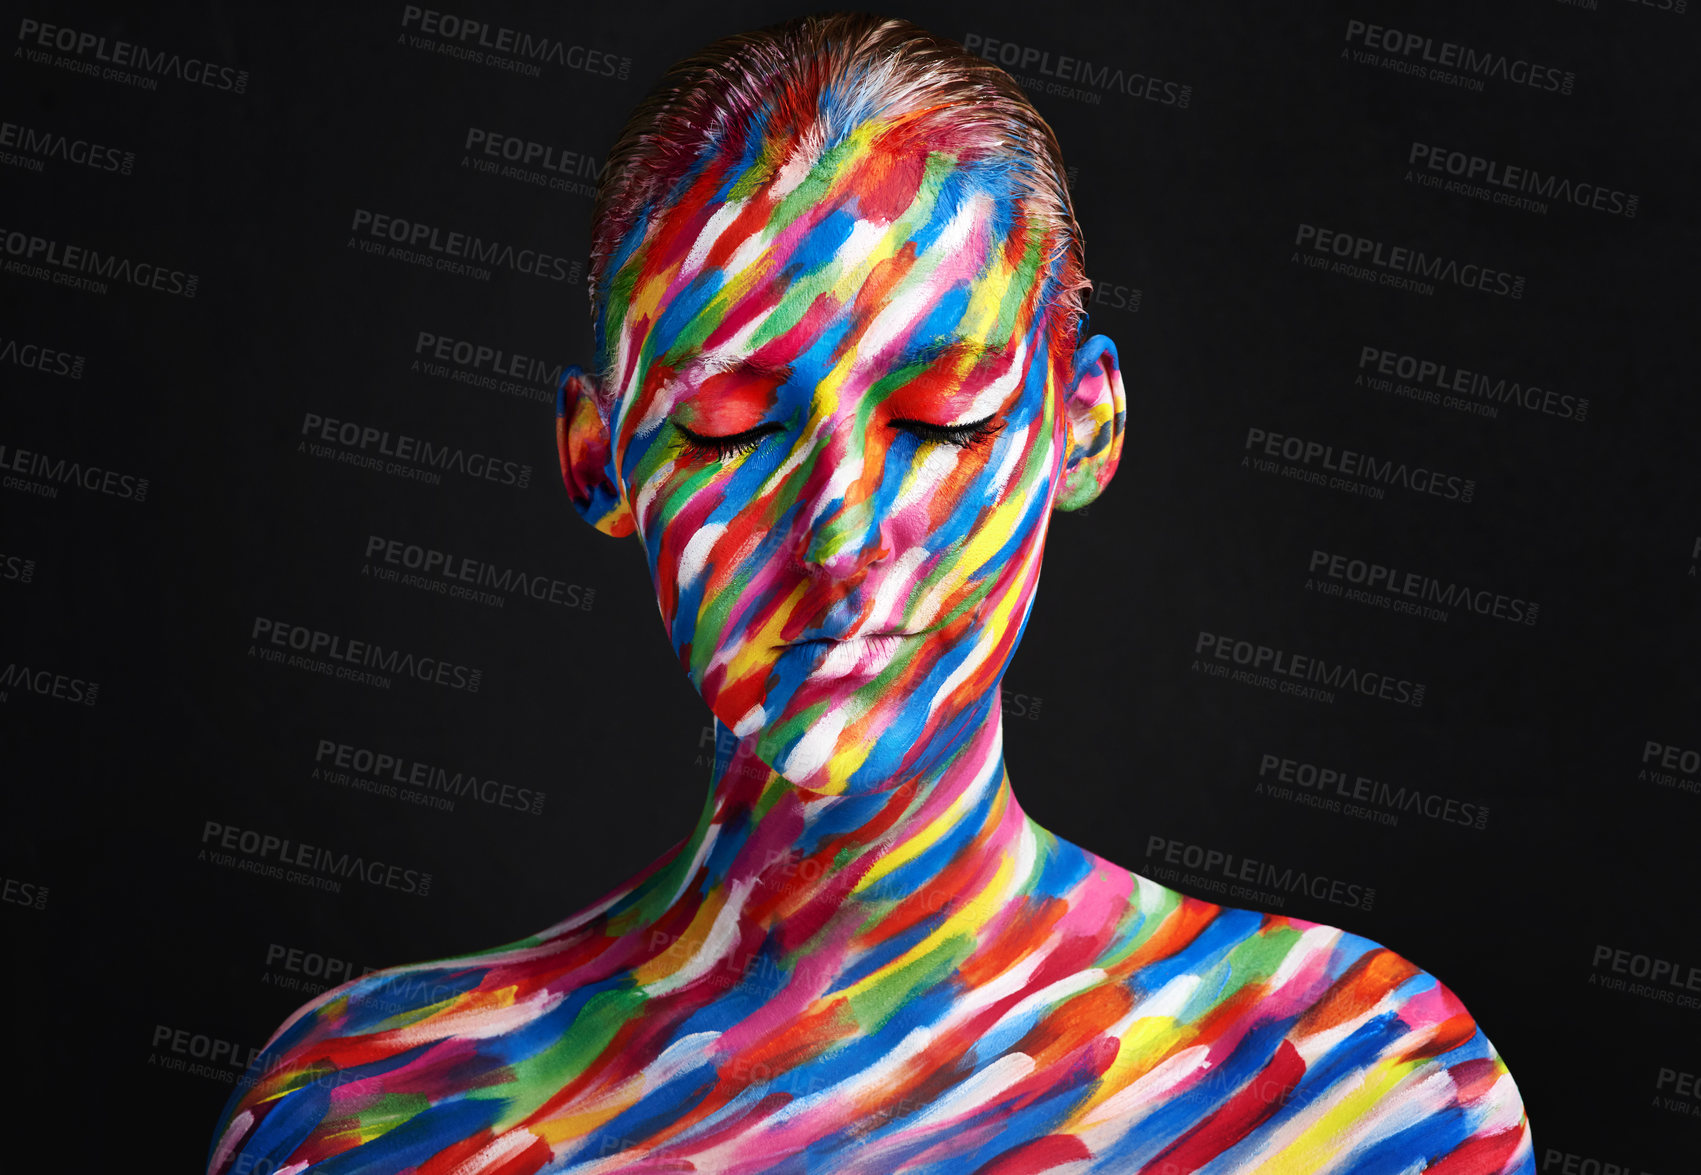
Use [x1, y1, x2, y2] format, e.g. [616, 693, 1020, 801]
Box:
[1053, 333, 1127, 512]
[556, 366, 636, 537]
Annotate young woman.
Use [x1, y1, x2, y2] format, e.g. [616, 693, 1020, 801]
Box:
[208, 15, 1532, 1173]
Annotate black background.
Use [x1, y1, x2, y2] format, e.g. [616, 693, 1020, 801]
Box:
[3, 1, 1698, 1169]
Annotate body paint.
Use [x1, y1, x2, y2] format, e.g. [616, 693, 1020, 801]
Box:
[210, 26, 1530, 1173]
[206, 715, 1531, 1174]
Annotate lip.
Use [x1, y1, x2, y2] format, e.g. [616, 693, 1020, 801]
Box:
[782, 632, 917, 679]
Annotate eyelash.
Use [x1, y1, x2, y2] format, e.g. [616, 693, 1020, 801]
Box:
[674, 417, 1004, 459]
[895, 417, 1005, 450]
[674, 426, 773, 458]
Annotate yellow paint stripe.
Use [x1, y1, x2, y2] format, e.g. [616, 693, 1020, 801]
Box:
[824, 706, 878, 784]
[721, 579, 811, 689]
[838, 845, 1014, 1001]
[630, 885, 729, 986]
[1264, 1054, 1422, 1172]
[1064, 1016, 1193, 1125]
[837, 791, 1013, 994]
[853, 770, 1004, 893]
[532, 1079, 645, 1144]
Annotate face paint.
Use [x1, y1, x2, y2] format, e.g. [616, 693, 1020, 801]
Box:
[598, 122, 1070, 796]
[207, 22, 1530, 1174]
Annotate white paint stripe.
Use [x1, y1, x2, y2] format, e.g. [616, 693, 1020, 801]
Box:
[678, 522, 725, 593]
[642, 877, 756, 997]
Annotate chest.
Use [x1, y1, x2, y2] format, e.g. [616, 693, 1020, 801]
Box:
[309, 957, 1293, 1173]
[247, 906, 1467, 1172]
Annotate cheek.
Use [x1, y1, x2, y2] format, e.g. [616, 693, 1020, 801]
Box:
[939, 429, 1049, 571]
[647, 477, 773, 616]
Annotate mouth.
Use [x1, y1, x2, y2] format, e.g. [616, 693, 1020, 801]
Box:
[781, 631, 917, 679]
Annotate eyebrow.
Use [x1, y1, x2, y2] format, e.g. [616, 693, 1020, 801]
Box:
[670, 338, 1003, 385]
[897, 338, 997, 366]
[674, 352, 793, 381]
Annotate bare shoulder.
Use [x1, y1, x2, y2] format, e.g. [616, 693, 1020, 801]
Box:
[1250, 904, 1536, 1170]
[204, 917, 601, 1175]
[204, 858, 675, 1172]
[204, 950, 484, 1174]
[1096, 859, 1535, 1170]
[1317, 914, 1525, 1065]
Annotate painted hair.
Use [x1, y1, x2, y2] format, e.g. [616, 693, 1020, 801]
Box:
[587, 12, 1090, 345]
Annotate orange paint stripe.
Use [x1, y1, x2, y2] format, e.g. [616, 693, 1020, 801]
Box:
[1294, 948, 1420, 1037]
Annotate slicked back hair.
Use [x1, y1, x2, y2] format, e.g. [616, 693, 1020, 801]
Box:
[587, 12, 1090, 349]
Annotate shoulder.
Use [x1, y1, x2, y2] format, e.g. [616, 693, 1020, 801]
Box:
[1095, 867, 1533, 1170]
[1243, 906, 1535, 1172]
[203, 960, 450, 1174]
[203, 938, 555, 1175]
[204, 869, 674, 1173]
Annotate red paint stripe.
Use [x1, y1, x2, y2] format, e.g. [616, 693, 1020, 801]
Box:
[483, 1132, 557, 1175]
[972, 1133, 1093, 1175]
[413, 1129, 498, 1175]
[1423, 1127, 1527, 1175]
[1139, 1039, 1307, 1174]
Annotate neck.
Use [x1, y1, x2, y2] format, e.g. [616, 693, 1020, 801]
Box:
[615, 696, 1035, 951]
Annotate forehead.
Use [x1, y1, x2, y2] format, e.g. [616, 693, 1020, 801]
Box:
[598, 122, 1055, 399]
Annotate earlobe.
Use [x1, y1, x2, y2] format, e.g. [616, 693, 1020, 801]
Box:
[557, 366, 636, 537]
[1053, 334, 1127, 512]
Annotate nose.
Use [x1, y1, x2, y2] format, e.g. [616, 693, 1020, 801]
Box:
[794, 419, 892, 581]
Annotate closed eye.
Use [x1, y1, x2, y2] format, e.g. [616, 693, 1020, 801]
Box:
[673, 423, 782, 458]
[673, 415, 1005, 460]
[891, 415, 1005, 449]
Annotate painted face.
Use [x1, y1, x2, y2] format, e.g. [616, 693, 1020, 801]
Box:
[581, 121, 1109, 796]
